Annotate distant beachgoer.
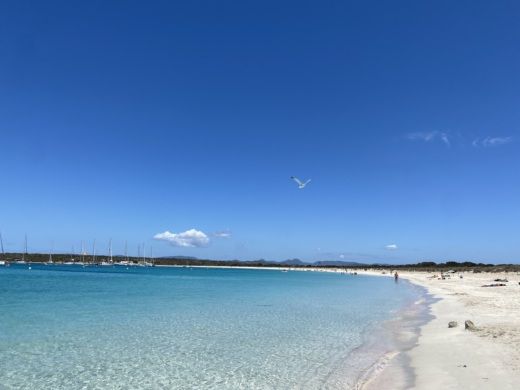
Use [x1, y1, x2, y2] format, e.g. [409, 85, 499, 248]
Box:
[394, 272, 399, 282]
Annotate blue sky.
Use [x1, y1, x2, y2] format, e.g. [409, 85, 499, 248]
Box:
[1, 0, 519, 263]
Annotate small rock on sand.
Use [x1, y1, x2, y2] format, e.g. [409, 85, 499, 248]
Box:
[465, 320, 477, 331]
[448, 321, 458, 328]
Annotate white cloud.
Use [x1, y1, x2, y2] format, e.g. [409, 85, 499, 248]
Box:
[154, 229, 210, 247]
[385, 244, 398, 250]
[473, 136, 513, 147]
[406, 131, 450, 146]
[339, 254, 345, 259]
[213, 230, 232, 238]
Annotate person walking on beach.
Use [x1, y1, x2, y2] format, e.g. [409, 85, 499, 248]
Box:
[394, 271, 399, 282]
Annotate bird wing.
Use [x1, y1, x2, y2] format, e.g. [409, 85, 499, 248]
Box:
[303, 179, 311, 186]
[291, 176, 303, 186]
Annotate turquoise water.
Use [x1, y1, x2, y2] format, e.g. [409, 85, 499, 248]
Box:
[0, 265, 424, 389]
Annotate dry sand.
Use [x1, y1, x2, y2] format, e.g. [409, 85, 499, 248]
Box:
[362, 270, 520, 389]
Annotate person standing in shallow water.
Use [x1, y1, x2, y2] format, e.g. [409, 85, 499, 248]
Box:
[394, 271, 399, 282]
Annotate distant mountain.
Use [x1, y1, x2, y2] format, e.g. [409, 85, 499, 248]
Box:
[313, 260, 367, 267]
[243, 259, 270, 264]
[155, 257, 365, 267]
[280, 259, 308, 265]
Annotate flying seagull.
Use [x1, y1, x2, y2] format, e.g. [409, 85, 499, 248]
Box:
[291, 176, 311, 189]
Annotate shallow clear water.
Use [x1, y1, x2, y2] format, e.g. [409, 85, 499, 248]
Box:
[0, 265, 424, 389]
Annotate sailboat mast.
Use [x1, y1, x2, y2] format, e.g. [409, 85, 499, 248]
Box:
[23, 234, 27, 262]
[109, 238, 113, 263]
[0, 232, 4, 260]
[92, 240, 96, 264]
[124, 240, 128, 262]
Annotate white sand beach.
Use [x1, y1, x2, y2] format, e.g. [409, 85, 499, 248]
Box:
[362, 270, 520, 389]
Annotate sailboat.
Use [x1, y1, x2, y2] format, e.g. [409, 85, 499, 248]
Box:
[45, 242, 54, 265]
[100, 239, 113, 266]
[137, 243, 151, 267]
[143, 244, 153, 267]
[82, 240, 96, 266]
[46, 252, 53, 264]
[64, 246, 76, 265]
[146, 246, 154, 267]
[150, 246, 155, 267]
[16, 234, 28, 264]
[92, 239, 97, 265]
[78, 241, 86, 266]
[116, 240, 132, 266]
[137, 243, 145, 266]
[136, 244, 142, 266]
[0, 232, 6, 266]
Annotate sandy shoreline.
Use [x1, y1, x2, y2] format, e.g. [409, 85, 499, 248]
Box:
[6, 263, 519, 388]
[158, 264, 520, 388]
[359, 269, 520, 389]
[186, 265, 520, 388]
